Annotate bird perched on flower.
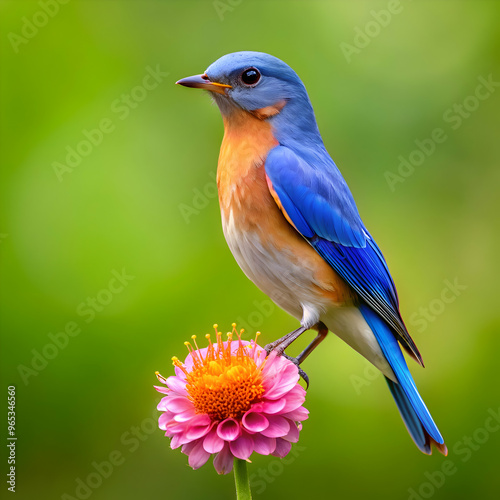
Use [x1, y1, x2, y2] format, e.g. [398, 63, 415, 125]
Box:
[176, 51, 447, 455]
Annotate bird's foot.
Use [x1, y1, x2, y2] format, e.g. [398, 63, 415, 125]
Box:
[264, 325, 308, 355]
[264, 322, 329, 389]
[264, 325, 310, 387]
[280, 353, 310, 388]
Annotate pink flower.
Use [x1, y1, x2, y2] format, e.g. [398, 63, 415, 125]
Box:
[155, 325, 308, 474]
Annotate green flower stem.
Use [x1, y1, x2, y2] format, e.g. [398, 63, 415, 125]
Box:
[234, 458, 252, 500]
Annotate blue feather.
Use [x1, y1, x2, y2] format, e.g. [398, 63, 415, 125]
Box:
[386, 377, 430, 453]
[265, 146, 366, 247]
[360, 304, 446, 452]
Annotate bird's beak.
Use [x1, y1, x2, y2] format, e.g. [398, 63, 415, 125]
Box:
[176, 74, 232, 95]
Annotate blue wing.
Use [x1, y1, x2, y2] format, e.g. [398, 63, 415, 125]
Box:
[265, 145, 422, 364]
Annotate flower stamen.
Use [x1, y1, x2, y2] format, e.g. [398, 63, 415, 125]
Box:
[155, 371, 167, 384]
[171, 356, 188, 376]
[177, 327, 267, 421]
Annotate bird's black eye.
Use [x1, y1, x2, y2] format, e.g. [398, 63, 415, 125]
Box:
[240, 67, 261, 86]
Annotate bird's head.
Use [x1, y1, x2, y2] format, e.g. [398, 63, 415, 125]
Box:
[176, 51, 314, 123]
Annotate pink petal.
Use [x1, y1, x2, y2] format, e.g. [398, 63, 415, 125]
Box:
[178, 431, 196, 447]
[174, 365, 187, 380]
[163, 396, 193, 413]
[242, 411, 269, 433]
[185, 418, 212, 440]
[271, 438, 292, 458]
[262, 351, 289, 374]
[187, 440, 211, 469]
[252, 434, 276, 455]
[188, 413, 211, 425]
[260, 398, 286, 415]
[260, 415, 290, 438]
[229, 433, 254, 460]
[159, 412, 175, 430]
[173, 408, 197, 422]
[282, 421, 300, 443]
[164, 423, 184, 435]
[181, 440, 197, 455]
[261, 368, 286, 395]
[166, 376, 187, 395]
[170, 433, 185, 449]
[213, 443, 234, 475]
[261, 352, 281, 380]
[281, 385, 306, 412]
[217, 418, 242, 442]
[251, 345, 268, 366]
[157, 396, 169, 411]
[203, 429, 225, 453]
[249, 402, 264, 412]
[154, 385, 170, 394]
[265, 363, 300, 400]
[282, 407, 309, 422]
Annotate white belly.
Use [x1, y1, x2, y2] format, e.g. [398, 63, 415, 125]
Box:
[221, 209, 328, 324]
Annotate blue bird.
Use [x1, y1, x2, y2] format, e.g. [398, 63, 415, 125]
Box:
[177, 51, 447, 455]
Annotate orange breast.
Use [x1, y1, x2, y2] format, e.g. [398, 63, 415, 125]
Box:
[216, 108, 355, 306]
[217, 108, 278, 215]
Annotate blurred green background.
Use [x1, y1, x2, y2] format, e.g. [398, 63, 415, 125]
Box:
[1, 1, 500, 499]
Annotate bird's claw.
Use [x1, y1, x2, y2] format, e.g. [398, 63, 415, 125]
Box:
[282, 353, 310, 388]
[264, 345, 309, 388]
[264, 340, 282, 355]
[298, 368, 310, 389]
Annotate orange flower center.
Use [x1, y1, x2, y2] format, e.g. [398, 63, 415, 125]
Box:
[175, 326, 265, 421]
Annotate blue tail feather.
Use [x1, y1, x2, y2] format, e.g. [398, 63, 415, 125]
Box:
[359, 304, 446, 454]
[385, 376, 431, 454]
